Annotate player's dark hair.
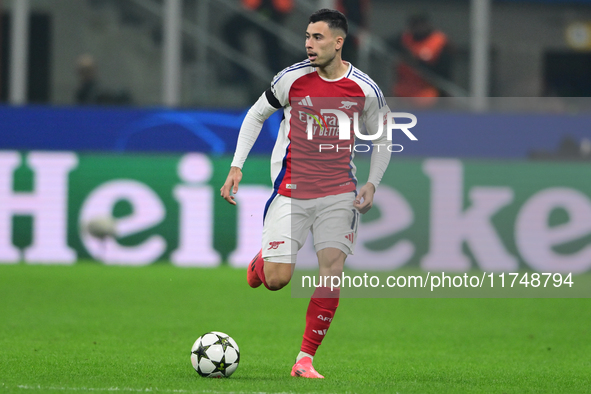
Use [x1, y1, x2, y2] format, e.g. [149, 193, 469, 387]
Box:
[308, 9, 348, 36]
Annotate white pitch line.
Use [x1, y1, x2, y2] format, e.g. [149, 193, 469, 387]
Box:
[5, 384, 316, 394]
[15, 386, 196, 393]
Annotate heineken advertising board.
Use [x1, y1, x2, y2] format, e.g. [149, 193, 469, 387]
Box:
[1, 151, 590, 273]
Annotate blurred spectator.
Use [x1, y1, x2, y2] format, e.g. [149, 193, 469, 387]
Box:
[75, 54, 99, 104]
[389, 13, 453, 100]
[336, 0, 371, 65]
[222, 0, 294, 84]
[75, 54, 132, 105]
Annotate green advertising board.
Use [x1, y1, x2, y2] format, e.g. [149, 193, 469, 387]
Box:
[1, 151, 590, 274]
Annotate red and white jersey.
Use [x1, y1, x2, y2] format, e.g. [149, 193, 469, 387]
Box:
[268, 59, 389, 199]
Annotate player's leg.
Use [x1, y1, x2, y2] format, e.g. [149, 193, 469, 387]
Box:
[246, 250, 264, 288]
[248, 195, 312, 291]
[292, 192, 357, 378]
[247, 251, 293, 290]
[263, 260, 294, 290]
[292, 247, 345, 379]
[249, 251, 293, 290]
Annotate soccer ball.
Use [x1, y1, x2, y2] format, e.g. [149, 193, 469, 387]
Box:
[191, 331, 240, 378]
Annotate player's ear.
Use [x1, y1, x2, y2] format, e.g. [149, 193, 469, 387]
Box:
[335, 35, 344, 51]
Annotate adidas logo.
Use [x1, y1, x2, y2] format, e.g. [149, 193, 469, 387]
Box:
[345, 232, 354, 243]
[312, 329, 327, 336]
[297, 96, 313, 106]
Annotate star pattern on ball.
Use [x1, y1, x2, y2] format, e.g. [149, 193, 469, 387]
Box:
[217, 335, 232, 352]
[194, 344, 209, 360]
[210, 354, 228, 374]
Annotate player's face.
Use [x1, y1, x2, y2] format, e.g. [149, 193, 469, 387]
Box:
[305, 22, 343, 68]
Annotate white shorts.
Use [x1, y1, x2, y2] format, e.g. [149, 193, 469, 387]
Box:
[261, 192, 359, 264]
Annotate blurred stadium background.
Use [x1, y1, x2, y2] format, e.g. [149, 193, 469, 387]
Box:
[0, 0, 590, 272]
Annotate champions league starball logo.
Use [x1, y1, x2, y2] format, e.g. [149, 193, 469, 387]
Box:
[296, 97, 418, 153]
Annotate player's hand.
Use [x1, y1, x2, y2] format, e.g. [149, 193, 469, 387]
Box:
[220, 166, 243, 205]
[354, 182, 376, 214]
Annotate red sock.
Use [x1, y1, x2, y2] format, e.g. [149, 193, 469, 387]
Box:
[253, 252, 274, 291]
[301, 286, 340, 356]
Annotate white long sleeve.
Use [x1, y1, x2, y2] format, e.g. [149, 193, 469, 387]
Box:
[362, 102, 392, 189]
[367, 130, 392, 189]
[230, 92, 279, 169]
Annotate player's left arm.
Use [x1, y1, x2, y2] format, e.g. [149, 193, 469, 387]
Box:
[354, 96, 392, 214]
[354, 182, 376, 214]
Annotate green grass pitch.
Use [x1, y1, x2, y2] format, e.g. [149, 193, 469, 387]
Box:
[1, 263, 590, 393]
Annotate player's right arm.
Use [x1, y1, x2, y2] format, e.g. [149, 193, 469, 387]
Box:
[220, 89, 282, 205]
[220, 166, 243, 205]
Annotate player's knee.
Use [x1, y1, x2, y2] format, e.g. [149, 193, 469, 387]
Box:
[264, 264, 291, 290]
[265, 273, 290, 290]
[318, 248, 346, 274]
[326, 253, 343, 269]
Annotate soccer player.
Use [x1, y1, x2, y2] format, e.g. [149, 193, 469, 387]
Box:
[220, 9, 391, 378]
